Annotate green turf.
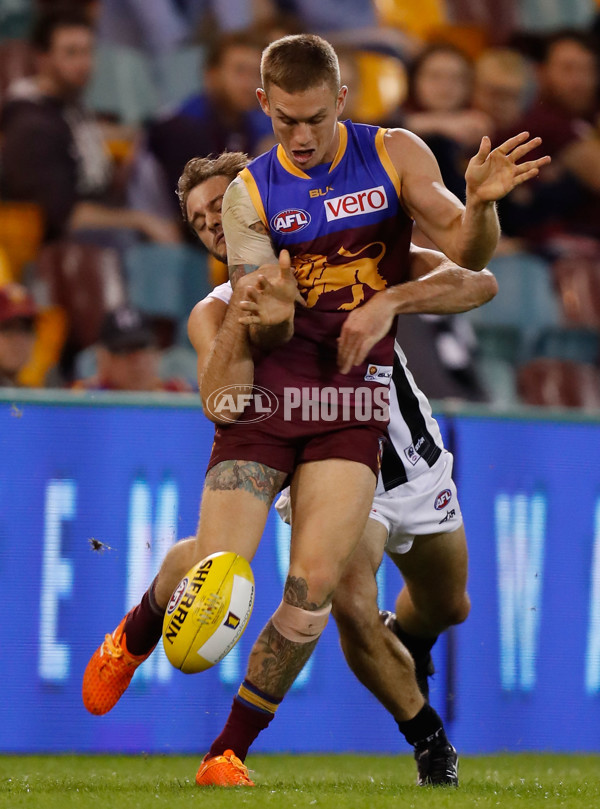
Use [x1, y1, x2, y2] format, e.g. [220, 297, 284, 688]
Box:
[1, 753, 599, 809]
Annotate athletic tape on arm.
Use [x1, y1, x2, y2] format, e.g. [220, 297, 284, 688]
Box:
[221, 177, 277, 269]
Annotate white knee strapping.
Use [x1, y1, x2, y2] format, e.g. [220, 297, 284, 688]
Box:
[271, 600, 331, 643]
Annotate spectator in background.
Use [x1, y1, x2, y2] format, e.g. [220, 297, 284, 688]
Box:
[384, 43, 493, 403]
[0, 6, 181, 245]
[73, 305, 191, 392]
[390, 43, 492, 200]
[201, 0, 419, 60]
[473, 48, 534, 132]
[129, 32, 273, 222]
[0, 283, 37, 387]
[496, 29, 600, 246]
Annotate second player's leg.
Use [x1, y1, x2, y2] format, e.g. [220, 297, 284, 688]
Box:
[390, 524, 470, 638]
[334, 518, 459, 784]
[332, 518, 424, 721]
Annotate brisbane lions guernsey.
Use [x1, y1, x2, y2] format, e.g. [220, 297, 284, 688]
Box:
[237, 120, 413, 427]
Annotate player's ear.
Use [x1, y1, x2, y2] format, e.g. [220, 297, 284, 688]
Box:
[257, 88, 270, 116]
[336, 85, 348, 117]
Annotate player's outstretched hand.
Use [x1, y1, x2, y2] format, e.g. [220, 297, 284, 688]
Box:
[337, 291, 395, 375]
[238, 250, 304, 327]
[465, 132, 551, 203]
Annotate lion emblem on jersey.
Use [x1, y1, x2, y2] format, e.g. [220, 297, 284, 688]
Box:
[294, 241, 387, 310]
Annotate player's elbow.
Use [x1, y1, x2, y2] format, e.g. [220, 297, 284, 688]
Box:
[479, 269, 498, 304]
[200, 382, 254, 424]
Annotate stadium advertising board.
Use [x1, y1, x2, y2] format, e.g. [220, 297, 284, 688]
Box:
[1, 394, 599, 753]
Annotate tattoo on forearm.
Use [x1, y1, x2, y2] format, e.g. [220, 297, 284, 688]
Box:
[205, 460, 286, 505]
[247, 620, 319, 698]
[229, 264, 260, 285]
[249, 221, 269, 235]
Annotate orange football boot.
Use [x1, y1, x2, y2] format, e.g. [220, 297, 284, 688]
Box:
[196, 750, 255, 787]
[82, 612, 155, 715]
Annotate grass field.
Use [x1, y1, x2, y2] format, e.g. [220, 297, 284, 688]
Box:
[1, 753, 600, 809]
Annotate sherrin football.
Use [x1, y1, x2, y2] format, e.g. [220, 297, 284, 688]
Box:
[162, 551, 254, 674]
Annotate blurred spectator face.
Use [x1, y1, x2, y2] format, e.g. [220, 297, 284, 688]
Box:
[97, 346, 161, 392]
[541, 39, 598, 117]
[0, 284, 37, 383]
[0, 318, 36, 381]
[95, 305, 161, 391]
[473, 50, 531, 130]
[208, 44, 262, 114]
[413, 48, 472, 112]
[39, 24, 94, 97]
[185, 175, 229, 262]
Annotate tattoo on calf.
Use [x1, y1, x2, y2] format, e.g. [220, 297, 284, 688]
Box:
[248, 620, 319, 698]
[205, 460, 286, 505]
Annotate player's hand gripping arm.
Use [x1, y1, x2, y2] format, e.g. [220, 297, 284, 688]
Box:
[221, 177, 295, 348]
[386, 128, 551, 270]
[337, 245, 498, 374]
[237, 249, 305, 343]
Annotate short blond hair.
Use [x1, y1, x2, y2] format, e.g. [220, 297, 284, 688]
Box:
[177, 152, 249, 223]
[261, 34, 340, 95]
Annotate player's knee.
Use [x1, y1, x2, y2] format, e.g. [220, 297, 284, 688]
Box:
[449, 592, 471, 626]
[331, 577, 378, 633]
[436, 592, 471, 629]
[286, 564, 341, 610]
[271, 599, 331, 643]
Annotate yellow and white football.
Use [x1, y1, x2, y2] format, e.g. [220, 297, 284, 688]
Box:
[162, 551, 254, 674]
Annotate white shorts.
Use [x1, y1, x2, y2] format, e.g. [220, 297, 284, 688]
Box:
[273, 449, 463, 557]
[371, 449, 463, 555]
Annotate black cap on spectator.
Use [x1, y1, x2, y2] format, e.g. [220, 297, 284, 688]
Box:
[99, 306, 155, 353]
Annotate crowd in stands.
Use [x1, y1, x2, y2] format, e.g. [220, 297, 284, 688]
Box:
[0, 0, 599, 408]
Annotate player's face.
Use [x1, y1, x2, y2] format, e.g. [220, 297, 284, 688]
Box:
[186, 175, 230, 262]
[258, 82, 348, 171]
[42, 26, 94, 96]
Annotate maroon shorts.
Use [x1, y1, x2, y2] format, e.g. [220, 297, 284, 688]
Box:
[208, 418, 385, 478]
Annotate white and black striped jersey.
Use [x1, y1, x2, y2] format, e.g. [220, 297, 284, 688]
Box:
[377, 341, 444, 494]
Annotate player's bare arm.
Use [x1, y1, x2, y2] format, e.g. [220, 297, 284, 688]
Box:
[187, 293, 253, 424]
[385, 128, 550, 271]
[337, 245, 498, 374]
[222, 178, 295, 347]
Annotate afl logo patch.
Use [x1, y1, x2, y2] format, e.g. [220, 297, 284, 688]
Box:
[167, 577, 189, 614]
[270, 208, 311, 234]
[434, 489, 452, 510]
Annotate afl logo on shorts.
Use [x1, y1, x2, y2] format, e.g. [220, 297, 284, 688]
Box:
[270, 209, 311, 234]
[167, 577, 189, 614]
[434, 489, 452, 510]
